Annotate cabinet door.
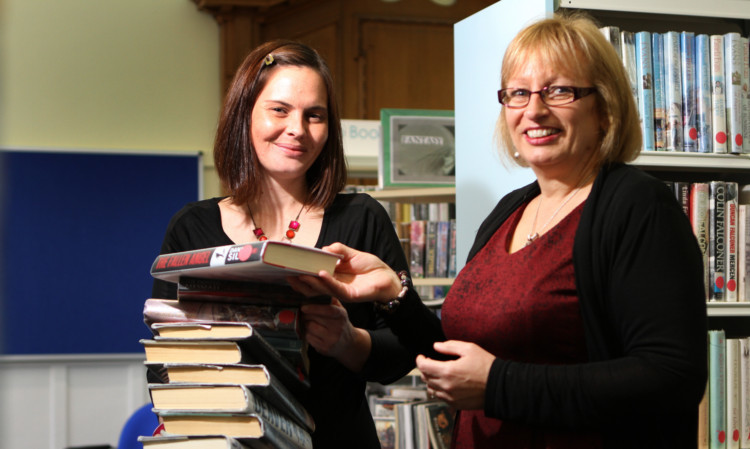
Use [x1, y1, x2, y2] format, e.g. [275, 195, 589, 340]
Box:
[454, 0, 552, 269]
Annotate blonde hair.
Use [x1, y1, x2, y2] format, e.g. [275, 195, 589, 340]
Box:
[496, 13, 642, 168]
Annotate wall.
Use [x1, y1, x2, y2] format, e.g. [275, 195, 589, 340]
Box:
[0, 0, 223, 198]
[0, 1, 221, 447]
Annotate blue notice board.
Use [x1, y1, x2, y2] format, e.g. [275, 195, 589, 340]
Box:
[0, 148, 202, 354]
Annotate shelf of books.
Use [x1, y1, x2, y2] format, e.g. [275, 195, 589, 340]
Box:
[584, 1, 750, 446]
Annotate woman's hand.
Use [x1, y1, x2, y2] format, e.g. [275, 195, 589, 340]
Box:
[417, 340, 496, 410]
[301, 298, 372, 372]
[289, 242, 403, 304]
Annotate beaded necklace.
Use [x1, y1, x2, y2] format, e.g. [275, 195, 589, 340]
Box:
[247, 203, 305, 242]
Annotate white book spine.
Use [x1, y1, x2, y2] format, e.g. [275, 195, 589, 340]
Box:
[711, 35, 729, 153]
[725, 32, 744, 154]
[696, 34, 713, 153]
[664, 31, 684, 151]
[636, 31, 655, 151]
[681, 32, 698, 151]
[740, 205, 749, 302]
[652, 32, 667, 150]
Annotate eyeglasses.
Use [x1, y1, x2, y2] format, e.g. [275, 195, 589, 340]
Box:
[497, 85, 597, 108]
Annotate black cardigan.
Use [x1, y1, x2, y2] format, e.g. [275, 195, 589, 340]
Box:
[389, 163, 708, 448]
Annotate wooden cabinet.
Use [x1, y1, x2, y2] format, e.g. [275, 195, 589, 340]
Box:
[191, 0, 496, 119]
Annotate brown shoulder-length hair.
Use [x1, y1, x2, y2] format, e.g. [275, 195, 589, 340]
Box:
[497, 13, 642, 169]
[213, 40, 347, 209]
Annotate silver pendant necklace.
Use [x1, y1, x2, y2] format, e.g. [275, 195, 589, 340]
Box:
[525, 185, 584, 246]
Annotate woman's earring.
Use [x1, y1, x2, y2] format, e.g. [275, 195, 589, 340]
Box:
[513, 151, 520, 159]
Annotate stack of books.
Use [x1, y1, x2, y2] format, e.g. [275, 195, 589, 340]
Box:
[137, 241, 341, 449]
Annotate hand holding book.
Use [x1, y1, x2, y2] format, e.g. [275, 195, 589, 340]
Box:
[288, 242, 405, 305]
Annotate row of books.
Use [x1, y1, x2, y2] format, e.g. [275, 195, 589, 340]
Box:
[601, 26, 749, 154]
[669, 180, 750, 301]
[704, 329, 750, 449]
[368, 382, 454, 449]
[138, 241, 342, 449]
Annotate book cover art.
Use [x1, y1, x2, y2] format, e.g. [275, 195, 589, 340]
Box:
[726, 182, 739, 302]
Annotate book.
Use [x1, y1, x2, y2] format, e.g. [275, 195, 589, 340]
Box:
[139, 435, 253, 449]
[150, 241, 341, 284]
[710, 34, 728, 153]
[141, 336, 308, 395]
[636, 31, 655, 151]
[727, 182, 740, 302]
[664, 31, 684, 151]
[157, 411, 312, 449]
[709, 329, 727, 449]
[148, 382, 315, 433]
[621, 30, 639, 113]
[743, 37, 750, 155]
[681, 31, 698, 152]
[143, 298, 301, 339]
[447, 219, 457, 278]
[740, 205, 750, 302]
[176, 277, 331, 306]
[146, 362, 279, 386]
[725, 32, 744, 154]
[409, 220, 426, 278]
[424, 401, 454, 449]
[739, 338, 750, 449]
[435, 220, 450, 278]
[600, 26, 621, 58]
[674, 181, 691, 216]
[696, 34, 713, 153]
[728, 338, 741, 449]
[710, 181, 728, 301]
[691, 182, 711, 300]
[424, 221, 438, 278]
[652, 32, 667, 151]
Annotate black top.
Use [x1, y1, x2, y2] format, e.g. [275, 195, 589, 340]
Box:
[152, 193, 417, 448]
[386, 163, 708, 448]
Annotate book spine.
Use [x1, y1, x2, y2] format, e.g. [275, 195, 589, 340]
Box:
[242, 387, 313, 449]
[742, 205, 750, 302]
[425, 221, 438, 278]
[710, 181, 727, 301]
[696, 34, 714, 153]
[692, 183, 711, 301]
[621, 31, 640, 114]
[652, 32, 667, 151]
[410, 220, 426, 278]
[709, 329, 727, 449]
[142, 298, 301, 339]
[740, 338, 750, 449]
[675, 181, 691, 216]
[725, 32, 744, 154]
[728, 338, 741, 449]
[727, 182, 739, 302]
[681, 32, 698, 152]
[600, 26, 622, 57]
[664, 31, 684, 151]
[743, 37, 750, 154]
[711, 35, 729, 153]
[448, 218, 457, 278]
[636, 31, 655, 151]
[435, 221, 450, 278]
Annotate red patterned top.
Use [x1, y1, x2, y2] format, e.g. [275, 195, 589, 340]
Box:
[441, 200, 602, 449]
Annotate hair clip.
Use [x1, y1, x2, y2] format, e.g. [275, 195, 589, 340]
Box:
[264, 54, 275, 66]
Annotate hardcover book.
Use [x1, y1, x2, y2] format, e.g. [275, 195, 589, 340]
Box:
[176, 277, 331, 306]
[652, 32, 667, 150]
[709, 329, 726, 449]
[727, 182, 739, 302]
[710, 181, 727, 301]
[141, 336, 308, 395]
[143, 298, 301, 339]
[636, 31, 655, 151]
[691, 182, 710, 300]
[695, 34, 713, 153]
[157, 411, 312, 449]
[724, 32, 744, 154]
[710, 34, 728, 153]
[150, 241, 341, 284]
[139, 435, 253, 449]
[681, 31, 698, 152]
[664, 31, 684, 151]
[148, 382, 314, 433]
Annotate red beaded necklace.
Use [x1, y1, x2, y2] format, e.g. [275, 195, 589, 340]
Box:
[247, 203, 305, 242]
